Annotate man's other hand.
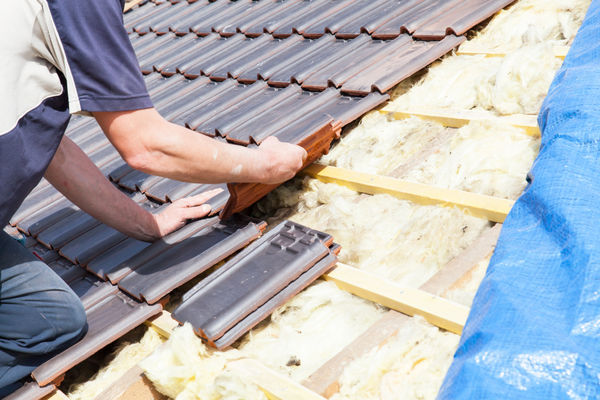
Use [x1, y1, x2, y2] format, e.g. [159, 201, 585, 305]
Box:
[152, 188, 223, 238]
[257, 137, 307, 184]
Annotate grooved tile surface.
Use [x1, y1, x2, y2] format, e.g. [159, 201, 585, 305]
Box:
[118, 216, 265, 304]
[172, 221, 337, 348]
[32, 292, 162, 386]
[4, 381, 56, 400]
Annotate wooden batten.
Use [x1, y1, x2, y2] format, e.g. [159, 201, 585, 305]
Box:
[456, 44, 569, 59]
[324, 263, 469, 335]
[380, 107, 540, 137]
[303, 163, 514, 223]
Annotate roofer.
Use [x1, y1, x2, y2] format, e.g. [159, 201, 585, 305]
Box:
[0, 0, 306, 394]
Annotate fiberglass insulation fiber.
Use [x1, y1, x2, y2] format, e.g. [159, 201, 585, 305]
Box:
[332, 317, 460, 400]
[320, 113, 450, 176]
[68, 327, 164, 400]
[385, 44, 562, 115]
[462, 0, 591, 50]
[400, 121, 539, 200]
[237, 281, 384, 381]
[141, 323, 268, 400]
[255, 179, 490, 288]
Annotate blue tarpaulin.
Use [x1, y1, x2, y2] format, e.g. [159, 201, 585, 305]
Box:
[438, 2, 600, 398]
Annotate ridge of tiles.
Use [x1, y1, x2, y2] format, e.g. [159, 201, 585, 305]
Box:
[125, 0, 514, 41]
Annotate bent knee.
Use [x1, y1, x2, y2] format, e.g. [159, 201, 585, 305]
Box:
[52, 294, 87, 346]
[33, 290, 88, 354]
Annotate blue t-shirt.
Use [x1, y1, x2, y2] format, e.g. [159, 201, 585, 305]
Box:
[0, 0, 153, 227]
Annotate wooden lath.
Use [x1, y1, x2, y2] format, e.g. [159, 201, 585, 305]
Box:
[456, 44, 569, 59]
[303, 163, 514, 223]
[324, 263, 469, 335]
[379, 107, 540, 137]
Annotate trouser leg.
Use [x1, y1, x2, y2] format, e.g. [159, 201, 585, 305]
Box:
[0, 231, 87, 390]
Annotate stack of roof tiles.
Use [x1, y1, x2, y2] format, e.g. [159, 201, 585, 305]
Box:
[5, 0, 517, 397]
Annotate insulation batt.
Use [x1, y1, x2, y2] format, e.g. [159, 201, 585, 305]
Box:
[400, 121, 539, 200]
[331, 317, 460, 400]
[462, 0, 591, 50]
[385, 44, 563, 115]
[237, 281, 384, 381]
[67, 327, 163, 400]
[320, 112, 449, 176]
[140, 323, 268, 400]
[255, 178, 490, 288]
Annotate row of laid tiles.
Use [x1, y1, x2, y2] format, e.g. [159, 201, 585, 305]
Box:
[131, 31, 464, 96]
[142, 73, 388, 143]
[13, 179, 268, 306]
[12, 182, 267, 307]
[124, 0, 515, 40]
[172, 220, 339, 349]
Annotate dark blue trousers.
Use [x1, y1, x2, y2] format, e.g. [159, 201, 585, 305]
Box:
[0, 231, 87, 395]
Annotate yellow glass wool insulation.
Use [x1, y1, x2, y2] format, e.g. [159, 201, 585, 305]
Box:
[400, 121, 540, 200]
[463, 0, 591, 50]
[320, 112, 449, 176]
[67, 327, 164, 400]
[140, 323, 268, 400]
[386, 44, 562, 115]
[331, 316, 460, 400]
[254, 178, 491, 288]
[237, 281, 384, 381]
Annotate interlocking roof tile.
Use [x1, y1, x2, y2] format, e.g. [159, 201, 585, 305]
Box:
[32, 292, 162, 386]
[118, 215, 265, 304]
[172, 220, 337, 348]
[4, 381, 55, 400]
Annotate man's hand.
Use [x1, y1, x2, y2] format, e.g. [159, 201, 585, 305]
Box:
[256, 137, 307, 184]
[151, 188, 223, 238]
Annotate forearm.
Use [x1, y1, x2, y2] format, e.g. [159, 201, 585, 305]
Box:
[94, 109, 271, 184]
[45, 136, 160, 241]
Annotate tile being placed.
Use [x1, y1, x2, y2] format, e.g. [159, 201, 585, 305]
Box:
[31, 292, 162, 386]
[221, 120, 337, 218]
[172, 220, 333, 343]
[118, 215, 265, 304]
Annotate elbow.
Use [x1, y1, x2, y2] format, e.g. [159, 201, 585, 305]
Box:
[122, 148, 155, 173]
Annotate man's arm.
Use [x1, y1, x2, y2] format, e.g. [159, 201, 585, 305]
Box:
[93, 108, 307, 185]
[45, 136, 221, 241]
